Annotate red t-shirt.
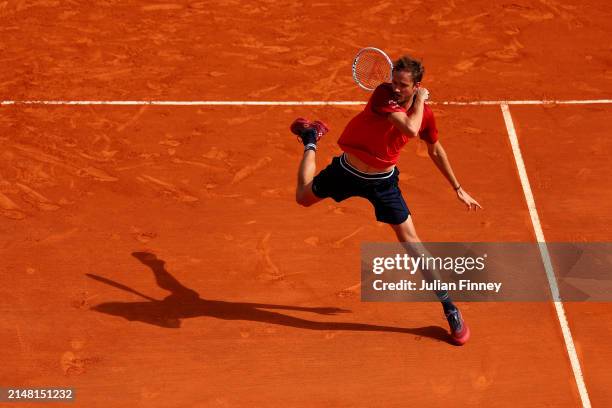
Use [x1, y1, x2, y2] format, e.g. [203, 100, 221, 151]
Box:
[338, 83, 438, 168]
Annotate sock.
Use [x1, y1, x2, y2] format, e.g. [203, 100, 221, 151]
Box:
[436, 290, 456, 313]
[304, 143, 317, 152]
[300, 128, 318, 147]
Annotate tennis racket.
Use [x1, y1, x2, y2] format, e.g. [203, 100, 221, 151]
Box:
[352, 47, 393, 91]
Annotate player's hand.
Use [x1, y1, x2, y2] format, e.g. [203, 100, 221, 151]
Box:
[457, 188, 482, 211]
[415, 87, 430, 101]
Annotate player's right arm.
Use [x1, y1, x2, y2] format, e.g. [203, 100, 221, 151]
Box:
[387, 88, 429, 137]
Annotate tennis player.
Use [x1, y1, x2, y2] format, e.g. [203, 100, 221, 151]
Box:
[290, 55, 481, 345]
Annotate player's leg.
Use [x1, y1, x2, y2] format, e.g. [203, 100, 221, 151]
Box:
[366, 170, 471, 345]
[296, 149, 322, 207]
[389, 216, 448, 285]
[389, 217, 470, 345]
[389, 216, 448, 284]
[290, 118, 329, 207]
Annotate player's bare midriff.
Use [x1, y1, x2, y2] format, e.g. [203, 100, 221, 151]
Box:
[344, 152, 395, 174]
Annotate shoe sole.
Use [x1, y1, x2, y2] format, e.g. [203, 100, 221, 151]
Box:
[451, 323, 471, 346]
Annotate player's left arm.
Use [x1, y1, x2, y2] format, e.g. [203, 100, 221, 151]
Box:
[427, 141, 483, 211]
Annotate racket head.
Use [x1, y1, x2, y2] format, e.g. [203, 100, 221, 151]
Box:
[352, 47, 393, 92]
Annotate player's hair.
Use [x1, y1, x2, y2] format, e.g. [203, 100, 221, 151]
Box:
[393, 55, 425, 83]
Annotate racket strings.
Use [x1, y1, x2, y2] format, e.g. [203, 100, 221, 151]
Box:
[354, 51, 392, 90]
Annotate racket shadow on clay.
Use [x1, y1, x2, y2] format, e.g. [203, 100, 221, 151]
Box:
[86, 251, 451, 343]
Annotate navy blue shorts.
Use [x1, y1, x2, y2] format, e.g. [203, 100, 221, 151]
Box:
[311, 153, 410, 225]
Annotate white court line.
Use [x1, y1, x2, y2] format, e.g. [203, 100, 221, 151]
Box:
[0, 99, 611, 106]
[500, 103, 591, 408]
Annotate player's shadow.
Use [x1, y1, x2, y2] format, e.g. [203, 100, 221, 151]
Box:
[87, 251, 450, 343]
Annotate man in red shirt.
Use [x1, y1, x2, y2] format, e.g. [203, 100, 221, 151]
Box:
[290, 55, 481, 345]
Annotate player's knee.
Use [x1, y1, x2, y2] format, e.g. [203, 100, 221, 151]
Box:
[403, 234, 420, 243]
[392, 225, 419, 243]
[397, 231, 419, 243]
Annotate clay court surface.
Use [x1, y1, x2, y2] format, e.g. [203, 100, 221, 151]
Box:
[1, 1, 611, 407]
